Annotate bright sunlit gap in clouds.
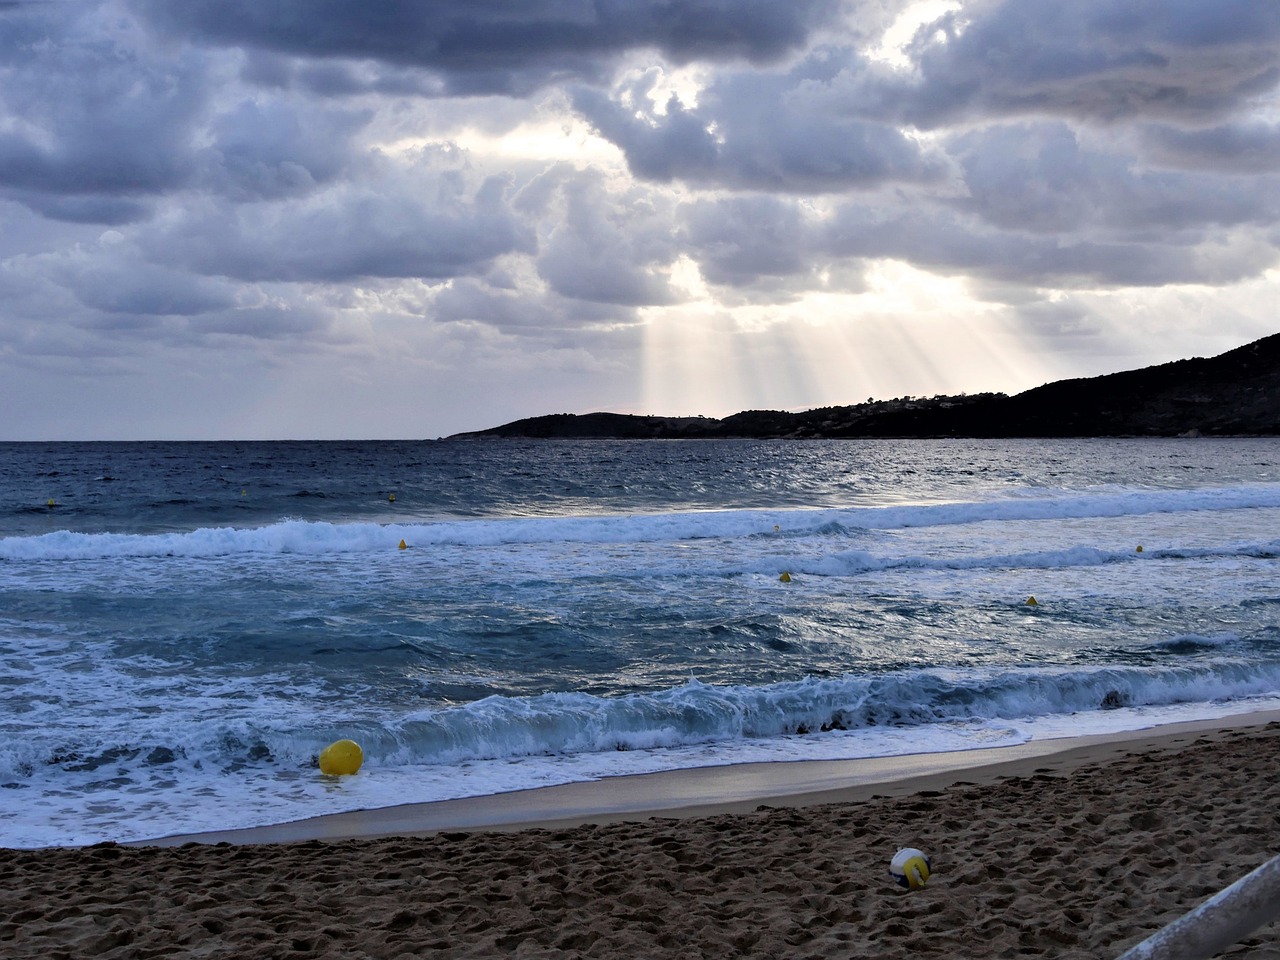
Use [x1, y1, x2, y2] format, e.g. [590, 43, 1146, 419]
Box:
[867, 0, 964, 69]
[632, 2, 1041, 422]
[384, 118, 623, 167]
[639, 256, 1055, 418]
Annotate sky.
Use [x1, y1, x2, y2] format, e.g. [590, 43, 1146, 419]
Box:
[1, 1, 1278, 440]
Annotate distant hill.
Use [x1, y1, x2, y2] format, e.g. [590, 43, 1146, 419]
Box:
[452, 332, 1280, 439]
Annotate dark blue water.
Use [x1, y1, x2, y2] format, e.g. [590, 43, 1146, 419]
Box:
[8, 437, 1262, 536]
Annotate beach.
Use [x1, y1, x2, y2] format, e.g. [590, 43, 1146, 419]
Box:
[3, 715, 1279, 959]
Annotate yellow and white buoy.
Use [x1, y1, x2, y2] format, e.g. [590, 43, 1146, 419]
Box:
[318, 739, 363, 776]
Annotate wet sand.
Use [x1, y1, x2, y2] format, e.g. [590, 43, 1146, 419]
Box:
[3, 713, 1279, 958]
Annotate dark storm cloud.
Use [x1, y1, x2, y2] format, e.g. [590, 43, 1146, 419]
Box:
[574, 0, 1280, 295]
[521, 166, 679, 306]
[946, 122, 1280, 236]
[199, 99, 372, 202]
[0, 5, 207, 205]
[572, 0, 1280, 198]
[132, 0, 843, 97]
[818, 201, 1275, 289]
[1141, 121, 1280, 175]
[897, 0, 1280, 127]
[1009, 296, 1098, 339]
[432, 278, 562, 332]
[188, 302, 334, 340]
[143, 166, 533, 284]
[60, 260, 236, 318]
[679, 195, 812, 287]
[0, 2, 373, 221]
[572, 60, 946, 193]
[676, 174, 1275, 294]
[432, 276, 641, 334]
[2, 191, 153, 226]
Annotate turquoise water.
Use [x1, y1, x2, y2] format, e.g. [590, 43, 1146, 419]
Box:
[3, 438, 1279, 847]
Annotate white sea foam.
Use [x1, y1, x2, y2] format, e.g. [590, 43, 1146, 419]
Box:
[7, 690, 1280, 848]
[5, 482, 1280, 562]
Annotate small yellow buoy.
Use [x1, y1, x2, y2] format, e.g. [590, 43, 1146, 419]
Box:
[398, 539, 408, 550]
[389, 493, 396, 502]
[318, 739, 363, 776]
[1025, 595, 1039, 606]
[46, 498, 56, 508]
[1135, 545, 1143, 553]
[779, 571, 792, 583]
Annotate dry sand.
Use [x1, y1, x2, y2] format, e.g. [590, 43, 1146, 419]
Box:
[3, 716, 1280, 959]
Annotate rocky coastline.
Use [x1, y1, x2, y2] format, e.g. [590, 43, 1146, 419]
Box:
[454, 333, 1280, 440]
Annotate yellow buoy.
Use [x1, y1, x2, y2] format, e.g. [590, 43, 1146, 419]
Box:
[46, 498, 56, 508]
[398, 539, 408, 550]
[318, 739, 363, 776]
[779, 571, 792, 583]
[1135, 545, 1143, 553]
[389, 493, 396, 502]
[1025, 595, 1039, 606]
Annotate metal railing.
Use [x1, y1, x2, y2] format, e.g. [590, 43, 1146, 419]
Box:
[1116, 853, 1280, 960]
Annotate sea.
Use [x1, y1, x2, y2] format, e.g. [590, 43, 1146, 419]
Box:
[3, 437, 1280, 849]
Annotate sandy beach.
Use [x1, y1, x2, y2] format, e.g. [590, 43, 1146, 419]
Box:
[3, 714, 1280, 959]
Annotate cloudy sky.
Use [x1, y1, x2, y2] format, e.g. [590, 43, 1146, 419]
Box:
[2, 0, 1278, 440]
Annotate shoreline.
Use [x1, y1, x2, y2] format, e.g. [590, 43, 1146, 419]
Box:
[136, 707, 1280, 847]
[7, 711, 1280, 958]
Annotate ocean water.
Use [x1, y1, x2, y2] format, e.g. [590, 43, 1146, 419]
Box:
[3, 437, 1280, 849]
